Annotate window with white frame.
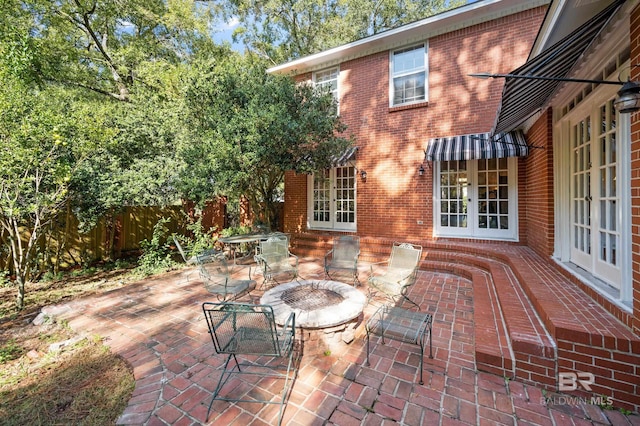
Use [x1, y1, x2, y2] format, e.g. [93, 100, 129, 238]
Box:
[307, 165, 356, 231]
[390, 43, 428, 106]
[313, 67, 339, 114]
[433, 157, 518, 240]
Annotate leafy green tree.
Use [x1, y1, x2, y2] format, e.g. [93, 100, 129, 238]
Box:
[0, 0, 228, 309]
[9, 0, 220, 101]
[180, 56, 354, 229]
[224, 0, 465, 62]
[0, 77, 85, 309]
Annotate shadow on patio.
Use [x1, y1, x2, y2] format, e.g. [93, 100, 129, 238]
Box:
[48, 255, 639, 425]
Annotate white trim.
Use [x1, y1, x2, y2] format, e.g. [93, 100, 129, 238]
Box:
[306, 166, 357, 232]
[618, 112, 632, 304]
[313, 65, 340, 115]
[554, 81, 630, 303]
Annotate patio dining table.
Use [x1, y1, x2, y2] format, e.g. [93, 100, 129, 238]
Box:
[218, 232, 288, 264]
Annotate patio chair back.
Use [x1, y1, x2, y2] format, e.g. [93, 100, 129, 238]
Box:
[388, 242, 422, 282]
[368, 242, 423, 309]
[333, 236, 360, 263]
[259, 235, 289, 262]
[324, 236, 360, 284]
[199, 256, 256, 301]
[255, 235, 298, 285]
[202, 302, 297, 425]
[203, 302, 294, 357]
[173, 235, 220, 265]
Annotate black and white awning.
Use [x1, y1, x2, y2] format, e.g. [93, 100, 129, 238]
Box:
[492, 0, 624, 134]
[332, 145, 358, 166]
[425, 130, 528, 162]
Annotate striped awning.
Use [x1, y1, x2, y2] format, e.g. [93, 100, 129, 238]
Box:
[492, 0, 623, 134]
[332, 145, 358, 166]
[425, 130, 528, 161]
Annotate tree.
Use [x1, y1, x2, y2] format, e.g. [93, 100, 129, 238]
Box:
[0, 0, 228, 309]
[180, 56, 353, 229]
[224, 0, 465, 62]
[11, 0, 221, 101]
[0, 77, 82, 309]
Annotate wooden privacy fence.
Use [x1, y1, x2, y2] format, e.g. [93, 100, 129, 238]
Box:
[0, 200, 227, 272]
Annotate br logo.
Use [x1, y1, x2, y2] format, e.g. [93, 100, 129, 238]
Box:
[558, 372, 594, 391]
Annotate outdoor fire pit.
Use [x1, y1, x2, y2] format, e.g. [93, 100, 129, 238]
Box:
[260, 280, 367, 328]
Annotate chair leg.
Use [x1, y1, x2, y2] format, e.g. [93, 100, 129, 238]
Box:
[207, 353, 236, 420]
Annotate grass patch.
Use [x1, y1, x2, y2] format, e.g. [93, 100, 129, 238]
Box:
[0, 324, 134, 425]
[0, 263, 142, 425]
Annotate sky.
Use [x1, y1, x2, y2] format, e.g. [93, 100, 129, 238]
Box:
[211, 17, 243, 50]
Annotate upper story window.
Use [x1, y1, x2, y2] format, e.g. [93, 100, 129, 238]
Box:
[390, 43, 428, 106]
[313, 67, 339, 114]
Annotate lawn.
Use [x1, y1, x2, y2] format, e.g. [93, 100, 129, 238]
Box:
[0, 264, 140, 425]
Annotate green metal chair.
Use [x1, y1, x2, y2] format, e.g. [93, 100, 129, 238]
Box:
[324, 235, 360, 285]
[202, 302, 297, 426]
[174, 235, 255, 300]
[198, 255, 256, 301]
[254, 235, 298, 286]
[367, 242, 423, 309]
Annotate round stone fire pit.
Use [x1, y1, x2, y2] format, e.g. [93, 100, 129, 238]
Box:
[261, 280, 367, 328]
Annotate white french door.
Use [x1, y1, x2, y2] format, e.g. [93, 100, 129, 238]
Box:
[435, 157, 518, 240]
[569, 98, 620, 287]
[308, 166, 356, 231]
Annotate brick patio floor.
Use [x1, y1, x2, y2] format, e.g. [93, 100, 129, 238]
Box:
[48, 258, 640, 425]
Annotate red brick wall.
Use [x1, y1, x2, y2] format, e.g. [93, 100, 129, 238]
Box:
[523, 109, 554, 258]
[283, 7, 547, 240]
[631, 4, 640, 336]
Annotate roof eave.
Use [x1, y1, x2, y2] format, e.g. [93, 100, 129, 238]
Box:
[268, 0, 550, 76]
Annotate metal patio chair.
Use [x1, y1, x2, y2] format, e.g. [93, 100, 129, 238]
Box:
[254, 235, 298, 286]
[324, 235, 360, 285]
[199, 255, 256, 301]
[202, 302, 297, 426]
[172, 235, 220, 265]
[173, 235, 254, 300]
[367, 242, 423, 309]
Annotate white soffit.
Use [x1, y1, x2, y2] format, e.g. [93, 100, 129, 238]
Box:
[268, 0, 550, 75]
[531, 0, 624, 57]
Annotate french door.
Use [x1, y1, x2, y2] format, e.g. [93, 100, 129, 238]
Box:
[308, 165, 356, 231]
[569, 98, 620, 287]
[435, 157, 517, 240]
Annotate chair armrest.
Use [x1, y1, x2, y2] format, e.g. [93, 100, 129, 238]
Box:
[282, 311, 295, 331]
[369, 260, 389, 275]
[324, 249, 334, 263]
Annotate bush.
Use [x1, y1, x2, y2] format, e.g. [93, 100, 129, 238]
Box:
[134, 218, 176, 276]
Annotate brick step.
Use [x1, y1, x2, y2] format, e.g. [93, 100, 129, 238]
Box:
[420, 259, 515, 379]
[422, 254, 556, 388]
[290, 233, 640, 411]
[421, 242, 640, 411]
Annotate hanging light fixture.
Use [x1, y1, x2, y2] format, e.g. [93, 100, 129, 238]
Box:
[418, 165, 425, 176]
[469, 72, 640, 114]
[614, 80, 640, 113]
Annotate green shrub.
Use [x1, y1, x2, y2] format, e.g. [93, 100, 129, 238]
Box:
[135, 218, 176, 276]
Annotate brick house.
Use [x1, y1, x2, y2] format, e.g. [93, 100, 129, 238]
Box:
[268, 0, 640, 411]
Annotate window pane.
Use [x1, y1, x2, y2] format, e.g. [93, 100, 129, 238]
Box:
[393, 73, 425, 104]
[393, 46, 424, 74]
